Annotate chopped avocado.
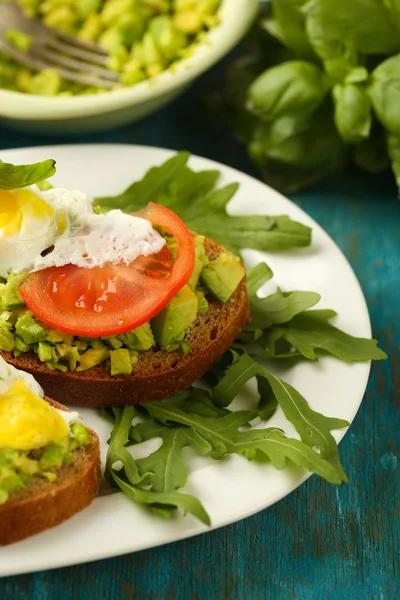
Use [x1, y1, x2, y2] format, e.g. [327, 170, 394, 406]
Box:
[15, 314, 46, 345]
[76, 347, 109, 371]
[14, 336, 30, 353]
[179, 341, 190, 355]
[119, 322, 155, 351]
[38, 342, 55, 363]
[196, 290, 209, 313]
[102, 335, 123, 349]
[68, 346, 80, 371]
[110, 348, 133, 376]
[201, 253, 245, 304]
[46, 362, 68, 372]
[151, 284, 198, 349]
[40, 443, 64, 470]
[0, 271, 28, 309]
[188, 235, 206, 289]
[0, 328, 14, 352]
[70, 422, 90, 446]
[45, 329, 74, 345]
[0, 424, 91, 505]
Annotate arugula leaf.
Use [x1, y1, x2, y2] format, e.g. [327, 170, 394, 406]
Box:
[104, 406, 210, 524]
[95, 152, 190, 209]
[258, 309, 387, 362]
[211, 352, 261, 407]
[262, 371, 349, 482]
[247, 262, 273, 296]
[246, 286, 320, 331]
[233, 428, 342, 484]
[208, 350, 348, 481]
[94, 152, 312, 255]
[113, 473, 211, 525]
[140, 392, 342, 483]
[0, 159, 56, 190]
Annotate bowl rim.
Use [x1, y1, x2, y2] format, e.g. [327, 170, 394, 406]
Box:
[0, 0, 258, 121]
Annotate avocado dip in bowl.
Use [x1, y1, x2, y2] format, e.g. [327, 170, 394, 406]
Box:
[0, 0, 258, 134]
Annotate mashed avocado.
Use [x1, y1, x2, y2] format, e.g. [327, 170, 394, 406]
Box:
[0, 0, 221, 96]
[0, 233, 245, 376]
[0, 422, 90, 505]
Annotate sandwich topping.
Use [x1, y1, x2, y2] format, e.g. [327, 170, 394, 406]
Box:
[0, 357, 90, 505]
[0, 177, 245, 376]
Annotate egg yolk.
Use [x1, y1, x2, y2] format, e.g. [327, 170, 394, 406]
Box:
[0, 189, 54, 238]
[0, 379, 69, 450]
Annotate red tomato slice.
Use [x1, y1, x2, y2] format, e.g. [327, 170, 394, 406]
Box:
[19, 203, 195, 338]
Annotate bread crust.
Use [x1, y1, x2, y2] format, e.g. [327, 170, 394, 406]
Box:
[0, 398, 100, 546]
[1, 239, 250, 407]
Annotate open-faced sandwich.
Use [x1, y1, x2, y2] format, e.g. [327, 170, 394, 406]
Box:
[0, 159, 249, 407]
[0, 356, 100, 546]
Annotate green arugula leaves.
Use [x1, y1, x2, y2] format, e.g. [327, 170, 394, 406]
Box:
[258, 309, 387, 362]
[103, 258, 386, 524]
[95, 153, 311, 256]
[0, 159, 56, 190]
[242, 264, 386, 363]
[104, 369, 347, 522]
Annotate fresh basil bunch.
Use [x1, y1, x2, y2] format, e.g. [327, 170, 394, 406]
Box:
[211, 0, 400, 192]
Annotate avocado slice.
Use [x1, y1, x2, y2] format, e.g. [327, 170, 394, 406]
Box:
[151, 284, 198, 349]
[76, 347, 109, 371]
[188, 235, 207, 290]
[0, 271, 28, 309]
[110, 348, 133, 376]
[119, 322, 155, 351]
[200, 253, 245, 304]
[15, 314, 46, 345]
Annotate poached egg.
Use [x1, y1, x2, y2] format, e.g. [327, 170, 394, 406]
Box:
[0, 186, 165, 277]
[0, 356, 80, 451]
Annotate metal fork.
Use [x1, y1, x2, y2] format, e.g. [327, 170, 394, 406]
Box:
[0, 3, 120, 89]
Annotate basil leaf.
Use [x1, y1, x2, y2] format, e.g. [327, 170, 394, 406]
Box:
[247, 61, 329, 122]
[333, 83, 372, 144]
[303, 0, 400, 56]
[369, 55, 400, 135]
[387, 131, 400, 188]
[0, 159, 56, 190]
[258, 309, 388, 362]
[269, 0, 315, 58]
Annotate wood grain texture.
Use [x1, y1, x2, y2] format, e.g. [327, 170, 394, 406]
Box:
[0, 51, 398, 599]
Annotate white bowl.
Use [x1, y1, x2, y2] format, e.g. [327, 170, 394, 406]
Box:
[0, 0, 258, 135]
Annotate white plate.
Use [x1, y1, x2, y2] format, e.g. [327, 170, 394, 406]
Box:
[0, 145, 371, 577]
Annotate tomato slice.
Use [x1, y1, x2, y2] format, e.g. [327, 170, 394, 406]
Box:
[19, 203, 195, 338]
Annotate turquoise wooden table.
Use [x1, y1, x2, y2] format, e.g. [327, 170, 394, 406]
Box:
[0, 54, 398, 600]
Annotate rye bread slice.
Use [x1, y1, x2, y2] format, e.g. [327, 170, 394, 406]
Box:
[1, 238, 250, 407]
[0, 398, 100, 546]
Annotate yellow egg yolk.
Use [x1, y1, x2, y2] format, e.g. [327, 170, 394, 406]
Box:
[0, 380, 69, 450]
[0, 189, 54, 238]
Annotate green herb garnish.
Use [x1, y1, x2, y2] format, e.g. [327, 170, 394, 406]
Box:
[0, 159, 56, 190]
[95, 152, 312, 256]
[103, 257, 386, 523]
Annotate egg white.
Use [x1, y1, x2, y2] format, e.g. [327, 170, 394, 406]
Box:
[1, 186, 165, 276]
